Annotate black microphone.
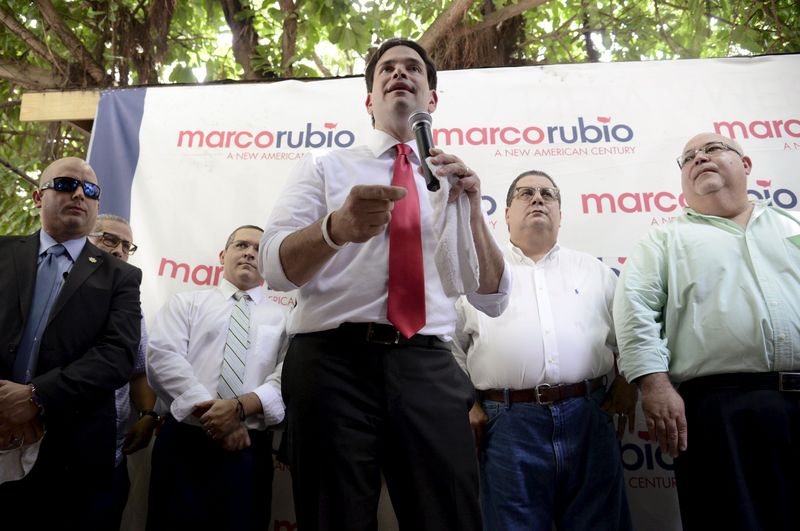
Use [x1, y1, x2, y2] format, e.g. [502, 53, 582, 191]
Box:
[408, 110, 440, 192]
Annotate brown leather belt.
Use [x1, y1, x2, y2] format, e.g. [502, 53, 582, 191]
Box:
[479, 376, 607, 405]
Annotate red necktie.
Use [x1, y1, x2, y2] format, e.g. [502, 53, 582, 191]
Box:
[388, 144, 426, 338]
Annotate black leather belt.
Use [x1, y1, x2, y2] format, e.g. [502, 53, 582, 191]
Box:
[164, 415, 274, 441]
[310, 322, 447, 349]
[479, 376, 607, 406]
[679, 372, 800, 393]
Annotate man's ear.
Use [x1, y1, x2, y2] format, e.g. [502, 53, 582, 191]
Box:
[365, 93, 373, 117]
[427, 90, 438, 113]
[32, 189, 43, 208]
[742, 155, 753, 175]
[219, 249, 225, 266]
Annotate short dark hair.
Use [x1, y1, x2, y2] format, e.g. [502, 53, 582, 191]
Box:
[364, 38, 437, 92]
[225, 225, 263, 249]
[505, 170, 559, 207]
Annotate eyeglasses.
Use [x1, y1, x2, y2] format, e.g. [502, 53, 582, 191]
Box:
[512, 186, 560, 203]
[40, 176, 101, 200]
[229, 240, 259, 253]
[676, 141, 742, 169]
[89, 232, 138, 255]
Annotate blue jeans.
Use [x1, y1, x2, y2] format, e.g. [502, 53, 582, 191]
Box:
[480, 388, 631, 531]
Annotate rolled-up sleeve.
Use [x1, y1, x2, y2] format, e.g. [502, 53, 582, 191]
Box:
[465, 261, 512, 317]
[260, 152, 327, 291]
[249, 328, 289, 428]
[146, 294, 212, 422]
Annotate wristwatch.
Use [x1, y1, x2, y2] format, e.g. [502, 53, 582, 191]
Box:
[29, 384, 44, 415]
[138, 410, 161, 422]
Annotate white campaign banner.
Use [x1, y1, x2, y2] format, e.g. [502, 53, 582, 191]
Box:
[93, 54, 800, 531]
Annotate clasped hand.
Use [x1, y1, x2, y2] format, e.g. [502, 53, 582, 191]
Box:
[193, 399, 241, 439]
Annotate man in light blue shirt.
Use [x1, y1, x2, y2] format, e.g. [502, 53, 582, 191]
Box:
[614, 132, 800, 531]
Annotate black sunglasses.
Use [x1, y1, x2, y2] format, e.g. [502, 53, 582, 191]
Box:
[40, 176, 101, 200]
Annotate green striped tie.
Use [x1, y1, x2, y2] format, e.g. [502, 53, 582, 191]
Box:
[217, 290, 250, 399]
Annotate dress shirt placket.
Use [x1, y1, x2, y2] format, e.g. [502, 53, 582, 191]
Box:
[533, 259, 560, 384]
[743, 221, 794, 371]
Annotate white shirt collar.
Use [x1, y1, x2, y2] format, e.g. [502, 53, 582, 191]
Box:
[366, 129, 422, 163]
[217, 278, 266, 304]
[683, 199, 767, 222]
[507, 241, 560, 266]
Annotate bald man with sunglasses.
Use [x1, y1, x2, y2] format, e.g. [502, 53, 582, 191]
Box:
[0, 157, 142, 530]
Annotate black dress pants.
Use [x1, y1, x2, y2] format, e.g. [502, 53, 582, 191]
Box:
[146, 416, 274, 531]
[0, 443, 119, 530]
[675, 373, 800, 531]
[282, 327, 481, 531]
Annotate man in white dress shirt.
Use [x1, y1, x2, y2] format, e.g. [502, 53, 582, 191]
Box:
[146, 225, 288, 530]
[453, 170, 635, 531]
[260, 38, 509, 530]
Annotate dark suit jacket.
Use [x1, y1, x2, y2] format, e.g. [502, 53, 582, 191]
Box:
[0, 231, 142, 475]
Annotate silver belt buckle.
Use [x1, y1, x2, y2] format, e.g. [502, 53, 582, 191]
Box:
[778, 372, 800, 392]
[365, 323, 401, 345]
[534, 383, 553, 405]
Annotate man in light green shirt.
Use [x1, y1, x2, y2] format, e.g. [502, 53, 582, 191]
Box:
[614, 131, 800, 531]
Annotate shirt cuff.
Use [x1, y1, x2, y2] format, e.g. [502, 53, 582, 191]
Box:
[465, 261, 512, 317]
[252, 383, 285, 426]
[618, 352, 671, 384]
[259, 231, 299, 292]
[169, 384, 214, 422]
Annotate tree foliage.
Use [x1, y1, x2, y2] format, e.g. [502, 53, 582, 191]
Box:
[2, 0, 798, 234]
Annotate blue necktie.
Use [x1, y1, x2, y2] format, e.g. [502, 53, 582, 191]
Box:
[13, 244, 68, 383]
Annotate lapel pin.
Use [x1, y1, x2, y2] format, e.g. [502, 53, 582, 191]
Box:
[89, 257, 97, 263]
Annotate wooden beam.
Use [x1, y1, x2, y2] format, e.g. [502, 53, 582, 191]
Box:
[20, 90, 100, 122]
[66, 119, 94, 135]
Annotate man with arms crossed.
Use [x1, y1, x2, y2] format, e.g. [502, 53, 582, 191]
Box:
[614, 132, 800, 531]
[146, 225, 288, 530]
[453, 170, 635, 531]
[260, 38, 509, 530]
